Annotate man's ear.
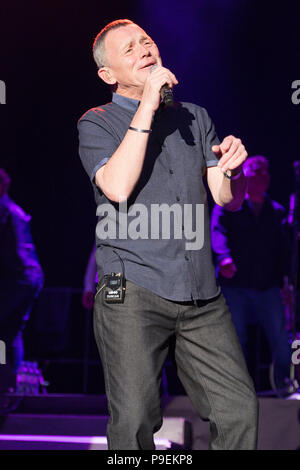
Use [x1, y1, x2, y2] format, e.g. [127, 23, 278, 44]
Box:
[98, 67, 117, 86]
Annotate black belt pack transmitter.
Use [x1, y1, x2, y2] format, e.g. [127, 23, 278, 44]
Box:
[104, 272, 126, 303]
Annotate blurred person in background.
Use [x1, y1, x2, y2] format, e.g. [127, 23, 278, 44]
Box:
[211, 155, 291, 391]
[0, 168, 44, 379]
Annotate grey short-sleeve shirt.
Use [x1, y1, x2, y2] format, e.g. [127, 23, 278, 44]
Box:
[78, 93, 220, 301]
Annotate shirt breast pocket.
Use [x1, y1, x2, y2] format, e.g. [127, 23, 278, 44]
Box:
[179, 139, 205, 178]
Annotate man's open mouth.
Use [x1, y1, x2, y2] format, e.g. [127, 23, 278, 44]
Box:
[140, 62, 156, 70]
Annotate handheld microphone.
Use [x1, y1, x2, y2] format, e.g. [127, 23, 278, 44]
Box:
[150, 65, 174, 107]
[160, 84, 174, 107]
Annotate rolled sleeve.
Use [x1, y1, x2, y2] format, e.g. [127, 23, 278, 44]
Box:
[198, 107, 220, 168]
[78, 118, 117, 182]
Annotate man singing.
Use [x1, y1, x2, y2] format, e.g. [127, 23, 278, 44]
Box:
[78, 19, 258, 450]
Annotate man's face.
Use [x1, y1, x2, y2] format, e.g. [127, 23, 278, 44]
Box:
[102, 24, 161, 90]
[244, 157, 270, 193]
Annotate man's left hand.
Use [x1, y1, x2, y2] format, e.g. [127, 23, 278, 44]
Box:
[212, 135, 248, 174]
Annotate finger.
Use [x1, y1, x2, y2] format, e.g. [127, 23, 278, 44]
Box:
[219, 140, 247, 170]
[227, 148, 247, 171]
[169, 71, 178, 84]
[220, 135, 235, 154]
[160, 74, 174, 89]
[212, 144, 221, 156]
[222, 148, 247, 173]
[212, 136, 235, 158]
[158, 68, 178, 85]
[218, 138, 241, 168]
[226, 152, 247, 172]
[150, 69, 171, 87]
[150, 66, 171, 78]
[155, 69, 178, 86]
[154, 73, 176, 90]
[227, 144, 247, 168]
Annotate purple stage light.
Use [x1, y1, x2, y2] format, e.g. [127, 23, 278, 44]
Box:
[0, 434, 172, 449]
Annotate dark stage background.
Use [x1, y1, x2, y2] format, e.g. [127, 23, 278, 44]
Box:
[0, 0, 299, 393]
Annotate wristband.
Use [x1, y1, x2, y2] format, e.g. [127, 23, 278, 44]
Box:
[223, 169, 243, 180]
[129, 126, 152, 134]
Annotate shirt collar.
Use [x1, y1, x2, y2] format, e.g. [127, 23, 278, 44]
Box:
[112, 92, 140, 113]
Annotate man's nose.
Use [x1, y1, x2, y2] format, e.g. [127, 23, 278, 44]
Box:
[139, 44, 151, 57]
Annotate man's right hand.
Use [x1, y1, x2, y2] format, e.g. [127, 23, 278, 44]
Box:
[94, 62, 178, 203]
[219, 258, 237, 279]
[140, 62, 178, 112]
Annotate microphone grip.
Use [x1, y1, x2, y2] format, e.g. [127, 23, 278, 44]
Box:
[161, 84, 174, 106]
[150, 66, 174, 106]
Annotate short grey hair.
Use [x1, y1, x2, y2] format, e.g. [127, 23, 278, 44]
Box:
[93, 19, 134, 69]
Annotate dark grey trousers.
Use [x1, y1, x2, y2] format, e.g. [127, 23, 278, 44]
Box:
[93, 280, 258, 450]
